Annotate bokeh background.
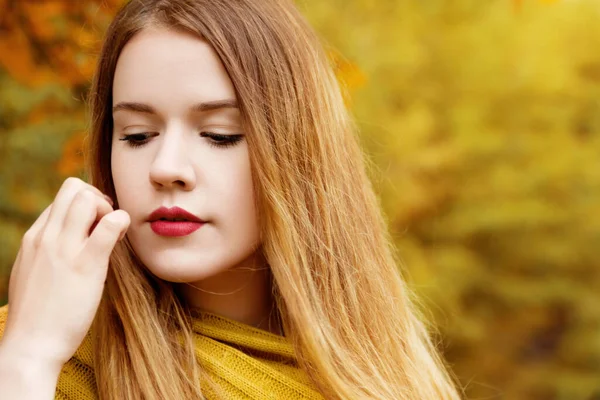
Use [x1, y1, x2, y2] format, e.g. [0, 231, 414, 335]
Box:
[1, 0, 599, 399]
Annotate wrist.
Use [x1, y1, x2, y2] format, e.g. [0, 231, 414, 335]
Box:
[0, 340, 64, 377]
[0, 343, 62, 400]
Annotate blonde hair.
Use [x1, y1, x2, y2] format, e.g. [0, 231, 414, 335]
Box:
[85, 0, 461, 398]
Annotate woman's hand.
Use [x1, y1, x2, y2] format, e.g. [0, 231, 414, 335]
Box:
[0, 177, 130, 369]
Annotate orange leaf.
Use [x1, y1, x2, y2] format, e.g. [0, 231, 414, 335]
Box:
[0, 29, 56, 86]
[56, 132, 86, 177]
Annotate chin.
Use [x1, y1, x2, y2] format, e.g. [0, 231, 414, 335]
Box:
[140, 255, 226, 283]
[147, 267, 221, 284]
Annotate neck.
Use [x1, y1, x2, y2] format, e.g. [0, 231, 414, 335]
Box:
[176, 252, 282, 335]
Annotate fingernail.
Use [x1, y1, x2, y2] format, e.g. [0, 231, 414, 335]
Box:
[103, 194, 114, 206]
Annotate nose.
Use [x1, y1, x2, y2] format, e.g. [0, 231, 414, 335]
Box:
[149, 131, 196, 191]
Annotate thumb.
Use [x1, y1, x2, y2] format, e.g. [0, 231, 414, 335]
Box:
[85, 210, 130, 264]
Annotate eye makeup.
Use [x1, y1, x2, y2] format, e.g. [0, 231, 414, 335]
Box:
[118, 132, 244, 149]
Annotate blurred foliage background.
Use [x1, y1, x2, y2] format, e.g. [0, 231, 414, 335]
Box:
[0, 0, 599, 399]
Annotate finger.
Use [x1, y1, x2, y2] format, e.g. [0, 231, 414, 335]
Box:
[82, 210, 130, 271]
[25, 202, 53, 244]
[43, 178, 111, 238]
[61, 190, 114, 245]
[9, 203, 53, 304]
[7, 247, 25, 304]
[67, 178, 109, 202]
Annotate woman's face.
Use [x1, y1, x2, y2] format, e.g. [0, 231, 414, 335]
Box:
[111, 28, 260, 283]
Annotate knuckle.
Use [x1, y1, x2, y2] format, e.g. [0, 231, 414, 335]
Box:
[38, 233, 55, 250]
[101, 218, 121, 232]
[80, 181, 101, 195]
[22, 229, 37, 247]
[74, 189, 95, 204]
[83, 182, 99, 192]
[33, 232, 43, 249]
[63, 176, 81, 189]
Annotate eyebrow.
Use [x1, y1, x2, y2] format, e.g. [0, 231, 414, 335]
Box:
[112, 99, 239, 114]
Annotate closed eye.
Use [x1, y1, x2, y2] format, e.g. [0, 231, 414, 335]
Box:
[118, 132, 244, 149]
[118, 133, 153, 148]
[200, 132, 244, 149]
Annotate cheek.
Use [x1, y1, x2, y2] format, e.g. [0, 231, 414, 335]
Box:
[235, 177, 257, 227]
[218, 158, 259, 239]
[111, 152, 142, 207]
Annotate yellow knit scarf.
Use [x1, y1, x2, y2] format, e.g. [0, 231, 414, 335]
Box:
[0, 304, 323, 399]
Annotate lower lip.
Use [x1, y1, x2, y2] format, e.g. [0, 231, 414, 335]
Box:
[150, 221, 204, 237]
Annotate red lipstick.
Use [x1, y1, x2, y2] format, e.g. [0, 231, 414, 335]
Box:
[147, 206, 205, 237]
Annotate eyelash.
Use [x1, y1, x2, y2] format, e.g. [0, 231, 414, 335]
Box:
[118, 132, 244, 149]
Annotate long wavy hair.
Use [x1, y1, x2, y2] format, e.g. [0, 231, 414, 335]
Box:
[85, 0, 461, 398]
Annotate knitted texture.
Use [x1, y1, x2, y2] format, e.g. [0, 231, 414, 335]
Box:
[0, 304, 323, 399]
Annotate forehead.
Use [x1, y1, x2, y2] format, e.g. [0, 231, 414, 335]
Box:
[112, 28, 236, 108]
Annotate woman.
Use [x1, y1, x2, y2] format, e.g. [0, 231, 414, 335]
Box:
[0, 0, 461, 398]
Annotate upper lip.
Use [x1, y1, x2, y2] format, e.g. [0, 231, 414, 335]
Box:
[147, 206, 204, 222]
